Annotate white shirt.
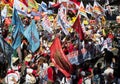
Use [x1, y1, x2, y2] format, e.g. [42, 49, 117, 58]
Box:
[104, 67, 114, 76]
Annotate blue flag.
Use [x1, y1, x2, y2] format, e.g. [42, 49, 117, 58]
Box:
[57, 15, 69, 35]
[12, 8, 24, 49]
[41, 1, 48, 12]
[0, 36, 14, 65]
[24, 20, 40, 53]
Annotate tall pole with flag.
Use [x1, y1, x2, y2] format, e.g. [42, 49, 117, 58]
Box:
[0, 1, 2, 36]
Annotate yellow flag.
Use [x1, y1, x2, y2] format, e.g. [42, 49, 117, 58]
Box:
[83, 19, 89, 25]
[101, 16, 106, 25]
[102, 28, 106, 36]
[0, 4, 12, 17]
[28, 0, 39, 10]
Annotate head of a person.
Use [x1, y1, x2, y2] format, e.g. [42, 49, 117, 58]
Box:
[116, 16, 120, 24]
[97, 63, 102, 68]
[83, 61, 90, 70]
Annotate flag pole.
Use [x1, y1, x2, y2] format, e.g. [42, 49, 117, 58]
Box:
[0, 2, 2, 36]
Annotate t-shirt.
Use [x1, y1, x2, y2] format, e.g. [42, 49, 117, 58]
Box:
[47, 67, 55, 82]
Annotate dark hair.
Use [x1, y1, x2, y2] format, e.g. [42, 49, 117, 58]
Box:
[97, 63, 102, 68]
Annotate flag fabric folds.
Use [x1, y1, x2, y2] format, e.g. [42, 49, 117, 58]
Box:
[50, 37, 73, 77]
[57, 6, 70, 35]
[12, 8, 24, 49]
[20, 0, 28, 7]
[78, 1, 88, 18]
[24, 20, 40, 53]
[72, 15, 84, 41]
[0, 36, 14, 65]
[28, 0, 38, 10]
[93, 1, 105, 15]
[57, 15, 70, 35]
[13, 0, 28, 14]
[70, 0, 80, 6]
[86, 3, 93, 16]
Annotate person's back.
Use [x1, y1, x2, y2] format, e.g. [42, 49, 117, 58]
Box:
[104, 65, 114, 84]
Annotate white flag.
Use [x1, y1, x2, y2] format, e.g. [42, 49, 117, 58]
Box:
[1, 6, 7, 21]
[86, 3, 93, 15]
[13, 0, 28, 15]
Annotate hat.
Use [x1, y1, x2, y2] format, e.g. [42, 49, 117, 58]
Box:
[26, 74, 36, 84]
[12, 57, 19, 63]
[49, 62, 54, 66]
[25, 54, 32, 62]
[26, 68, 33, 74]
[5, 73, 19, 84]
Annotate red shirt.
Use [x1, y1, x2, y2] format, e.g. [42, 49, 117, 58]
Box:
[68, 43, 74, 53]
[108, 33, 114, 40]
[47, 67, 54, 82]
[78, 68, 92, 84]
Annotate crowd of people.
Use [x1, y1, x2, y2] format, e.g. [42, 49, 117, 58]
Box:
[0, 1, 120, 84]
[0, 15, 119, 84]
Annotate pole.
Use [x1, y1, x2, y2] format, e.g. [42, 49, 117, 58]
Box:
[0, 1, 3, 37]
[119, 5, 120, 15]
[0, 2, 2, 36]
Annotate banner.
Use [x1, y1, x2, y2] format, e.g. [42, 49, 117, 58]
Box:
[24, 20, 40, 53]
[50, 37, 73, 77]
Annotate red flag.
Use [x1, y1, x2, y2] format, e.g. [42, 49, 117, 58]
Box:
[20, 0, 28, 7]
[72, 15, 84, 40]
[2, 0, 14, 7]
[50, 37, 73, 77]
[70, 0, 80, 6]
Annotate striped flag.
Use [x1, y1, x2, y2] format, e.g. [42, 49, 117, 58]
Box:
[93, 0, 105, 15]
[78, 1, 88, 18]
